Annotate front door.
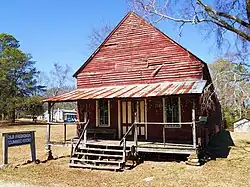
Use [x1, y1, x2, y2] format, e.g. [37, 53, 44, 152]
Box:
[121, 100, 146, 140]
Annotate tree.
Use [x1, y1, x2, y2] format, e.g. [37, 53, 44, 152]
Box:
[46, 63, 74, 97]
[0, 33, 44, 122]
[23, 96, 44, 121]
[130, 0, 250, 65]
[41, 63, 76, 111]
[208, 59, 250, 126]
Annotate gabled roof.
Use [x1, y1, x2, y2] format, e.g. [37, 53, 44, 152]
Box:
[73, 11, 208, 79]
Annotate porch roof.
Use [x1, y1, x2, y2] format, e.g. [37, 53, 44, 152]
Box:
[43, 80, 206, 102]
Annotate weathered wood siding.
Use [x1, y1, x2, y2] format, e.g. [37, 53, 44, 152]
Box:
[78, 99, 96, 128]
[77, 96, 197, 142]
[76, 12, 203, 88]
[77, 99, 118, 130]
[147, 97, 164, 141]
[110, 99, 118, 131]
[143, 96, 196, 143]
[76, 95, 221, 144]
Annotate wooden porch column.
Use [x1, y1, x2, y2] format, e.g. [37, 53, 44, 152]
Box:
[192, 107, 196, 149]
[162, 98, 166, 145]
[118, 100, 121, 139]
[134, 112, 138, 149]
[144, 99, 148, 140]
[46, 102, 53, 160]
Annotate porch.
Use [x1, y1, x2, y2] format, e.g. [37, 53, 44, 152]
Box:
[68, 119, 197, 170]
[73, 139, 196, 155]
[43, 80, 208, 170]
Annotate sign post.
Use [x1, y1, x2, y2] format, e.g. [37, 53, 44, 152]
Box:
[2, 131, 36, 165]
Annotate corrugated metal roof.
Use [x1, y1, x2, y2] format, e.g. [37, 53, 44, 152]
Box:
[43, 80, 207, 102]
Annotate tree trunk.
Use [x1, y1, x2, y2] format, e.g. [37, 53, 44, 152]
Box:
[11, 109, 15, 123]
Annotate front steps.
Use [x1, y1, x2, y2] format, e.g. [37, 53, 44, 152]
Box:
[69, 143, 132, 171]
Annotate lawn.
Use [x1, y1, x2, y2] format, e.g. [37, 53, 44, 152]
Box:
[0, 122, 249, 187]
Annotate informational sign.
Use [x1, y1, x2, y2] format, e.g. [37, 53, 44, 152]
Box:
[2, 131, 36, 165]
[6, 132, 33, 147]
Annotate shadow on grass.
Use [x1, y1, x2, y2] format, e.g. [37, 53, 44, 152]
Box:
[206, 130, 235, 159]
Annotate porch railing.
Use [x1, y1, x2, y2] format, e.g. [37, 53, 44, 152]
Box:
[119, 109, 197, 150]
[73, 119, 90, 154]
[131, 122, 193, 146]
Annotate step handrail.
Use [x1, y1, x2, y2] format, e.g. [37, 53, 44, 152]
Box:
[119, 122, 137, 146]
[73, 119, 90, 154]
[119, 122, 138, 164]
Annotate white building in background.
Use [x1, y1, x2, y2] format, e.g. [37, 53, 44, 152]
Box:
[43, 108, 77, 122]
[234, 118, 250, 132]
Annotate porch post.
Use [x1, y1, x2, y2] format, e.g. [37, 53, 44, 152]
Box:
[46, 102, 53, 160]
[118, 100, 121, 139]
[192, 107, 196, 149]
[144, 99, 148, 140]
[162, 98, 166, 145]
[134, 112, 138, 148]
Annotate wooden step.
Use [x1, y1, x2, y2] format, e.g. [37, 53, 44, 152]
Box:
[73, 152, 124, 158]
[76, 147, 130, 153]
[70, 158, 123, 164]
[85, 143, 127, 148]
[69, 163, 121, 170]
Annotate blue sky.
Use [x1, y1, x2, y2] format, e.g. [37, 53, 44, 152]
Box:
[1, 0, 220, 80]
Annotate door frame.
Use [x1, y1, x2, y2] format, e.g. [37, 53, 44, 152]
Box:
[118, 99, 148, 140]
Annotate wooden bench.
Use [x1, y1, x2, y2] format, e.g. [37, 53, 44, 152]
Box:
[86, 128, 117, 139]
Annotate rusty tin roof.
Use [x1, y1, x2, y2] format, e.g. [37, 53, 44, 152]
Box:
[43, 80, 206, 102]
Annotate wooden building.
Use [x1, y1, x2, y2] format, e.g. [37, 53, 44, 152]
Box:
[43, 12, 222, 170]
[234, 118, 250, 132]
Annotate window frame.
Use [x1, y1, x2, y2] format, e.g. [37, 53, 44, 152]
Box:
[96, 99, 110, 127]
[163, 97, 181, 128]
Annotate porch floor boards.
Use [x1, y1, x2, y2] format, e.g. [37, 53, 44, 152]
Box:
[49, 139, 196, 154]
[86, 139, 196, 154]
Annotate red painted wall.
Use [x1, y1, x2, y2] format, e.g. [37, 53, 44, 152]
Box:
[147, 97, 164, 141]
[78, 99, 96, 128]
[77, 93, 221, 145]
[76, 12, 203, 88]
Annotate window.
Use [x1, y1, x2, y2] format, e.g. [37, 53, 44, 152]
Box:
[164, 97, 181, 123]
[96, 100, 110, 127]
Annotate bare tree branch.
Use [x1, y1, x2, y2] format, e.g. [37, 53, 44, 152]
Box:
[131, 0, 250, 40]
[196, 0, 250, 41]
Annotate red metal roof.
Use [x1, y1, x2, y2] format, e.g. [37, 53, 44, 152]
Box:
[43, 80, 206, 102]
